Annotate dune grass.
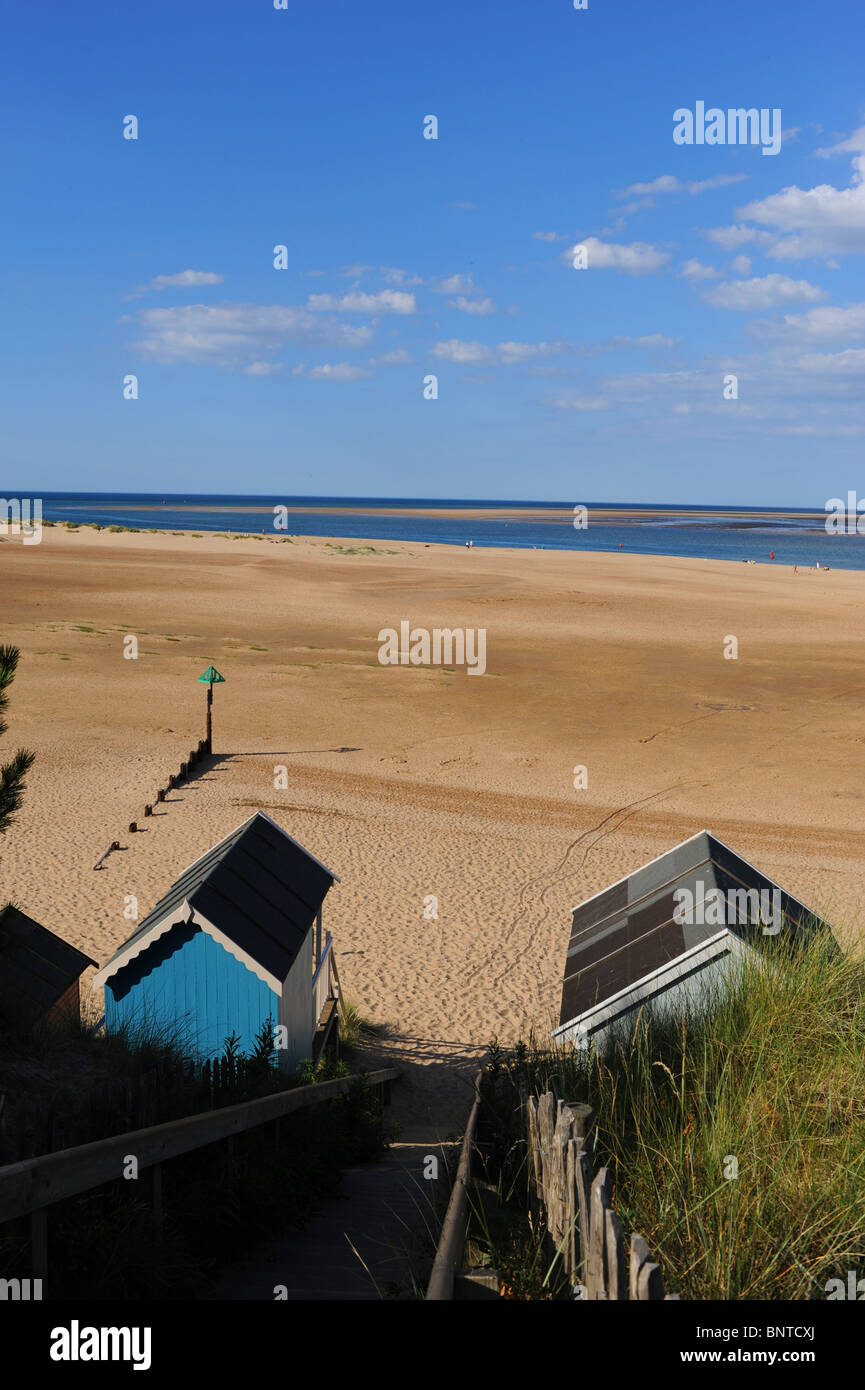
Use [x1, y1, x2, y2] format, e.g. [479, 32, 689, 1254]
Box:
[486, 932, 865, 1300]
[338, 997, 382, 1049]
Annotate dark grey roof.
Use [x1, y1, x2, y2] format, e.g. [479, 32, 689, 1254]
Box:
[559, 830, 835, 1028]
[98, 812, 337, 987]
[0, 904, 97, 1014]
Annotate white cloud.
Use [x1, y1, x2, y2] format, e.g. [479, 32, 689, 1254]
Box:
[733, 144, 865, 259]
[449, 201, 479, 211]
[379, 266, 424, 286]
[449, 295, 496, 315]
[621, 175, 682, 197]
[796, 347, 865, 374]
[814, 125, 865, 158]
[127, 269, 223, 299]
[243, 361, 282, 376]
[601, 333, 676, 350]
[687, 174, 749, 195]
[306, 289, 416, 314]
[497, 340, 564, 363]
[749, 302, 865, 342]
[431, 339, 491, 364]
[566, 237, 670, 274]
[703, 224, 767, 250]
[131, 303, 373, 364]
[532, 231, 559, 241]
[368, 348, 411, 366]
[680, 258, 722, 280]
[703, 274, 827, 310]
[730, 255, 752, 276]
[552, 395, 609, 411]
[431, 339, 567, 365]
[620, 173, 747, 198]
[302, 363, 372, 381]
[433, 273, 475, 294]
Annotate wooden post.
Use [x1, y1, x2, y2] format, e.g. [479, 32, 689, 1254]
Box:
[588, 1167, 612, 1299]
[525, 1097, 542, 1202]
[564, 1139, 578, 1278]
[575, 1144, 592, 1281]
[637, 1261, 665, 1300]
[630, 1232, 650, 1300]
[604, 1207, 625, 1299]
[206, 681, 213, 752]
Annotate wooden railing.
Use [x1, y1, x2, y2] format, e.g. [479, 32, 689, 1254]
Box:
[425, 1069, 483, 1301]
[312, 932, 336, 1027]
[0, 1067, 398, 1280]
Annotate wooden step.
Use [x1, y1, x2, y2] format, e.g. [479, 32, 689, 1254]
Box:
[312, 997, 338, 1062]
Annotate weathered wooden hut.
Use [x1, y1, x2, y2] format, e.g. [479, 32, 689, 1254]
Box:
[92, 811, 340, 1070]
[0, 903, 97, 1030]
[554, 829, 836, 1051]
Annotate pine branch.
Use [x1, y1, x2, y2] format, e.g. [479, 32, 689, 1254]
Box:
[0, 645, 23, 740]
[0, 748, 35, 837]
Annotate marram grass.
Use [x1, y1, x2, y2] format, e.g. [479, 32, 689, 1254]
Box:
[488, 933, 865, 1300]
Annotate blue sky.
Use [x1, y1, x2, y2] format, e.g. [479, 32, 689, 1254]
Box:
[3, 0, 864, 503]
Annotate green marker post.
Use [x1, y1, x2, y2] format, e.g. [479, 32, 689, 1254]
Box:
[197, 665, 225, 753]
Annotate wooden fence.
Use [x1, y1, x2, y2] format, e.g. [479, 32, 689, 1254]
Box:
[0, 1052, 301, 1167]
[526, 1091, 678, 1300]
[0, 1067, 398, 1280]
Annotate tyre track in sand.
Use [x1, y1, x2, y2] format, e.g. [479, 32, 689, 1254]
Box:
[458, 780, 707, 999]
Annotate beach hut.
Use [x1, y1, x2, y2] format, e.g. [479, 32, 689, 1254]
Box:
[553, 829, 836, 1051]
[0, 903, 97, 1030]
[92, 811, 341, 1071]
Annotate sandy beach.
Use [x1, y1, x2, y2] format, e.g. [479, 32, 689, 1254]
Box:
[2, 527, 863, 1135]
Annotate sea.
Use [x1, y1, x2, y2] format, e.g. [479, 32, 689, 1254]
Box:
[23, 492, 865, 571]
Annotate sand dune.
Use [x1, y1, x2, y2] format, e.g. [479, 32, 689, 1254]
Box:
[1, 527, 862, 1135]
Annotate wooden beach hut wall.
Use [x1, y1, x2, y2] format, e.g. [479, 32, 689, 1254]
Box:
[553, 829, 836, 1052]
[0, 903, 97, 1031]
[92, 812, 339, 1071]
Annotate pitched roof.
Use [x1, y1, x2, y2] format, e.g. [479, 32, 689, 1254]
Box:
[0, 904, 97, 1014]
[559, 829, 834, 1030]
[92, 811, 339, 994]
